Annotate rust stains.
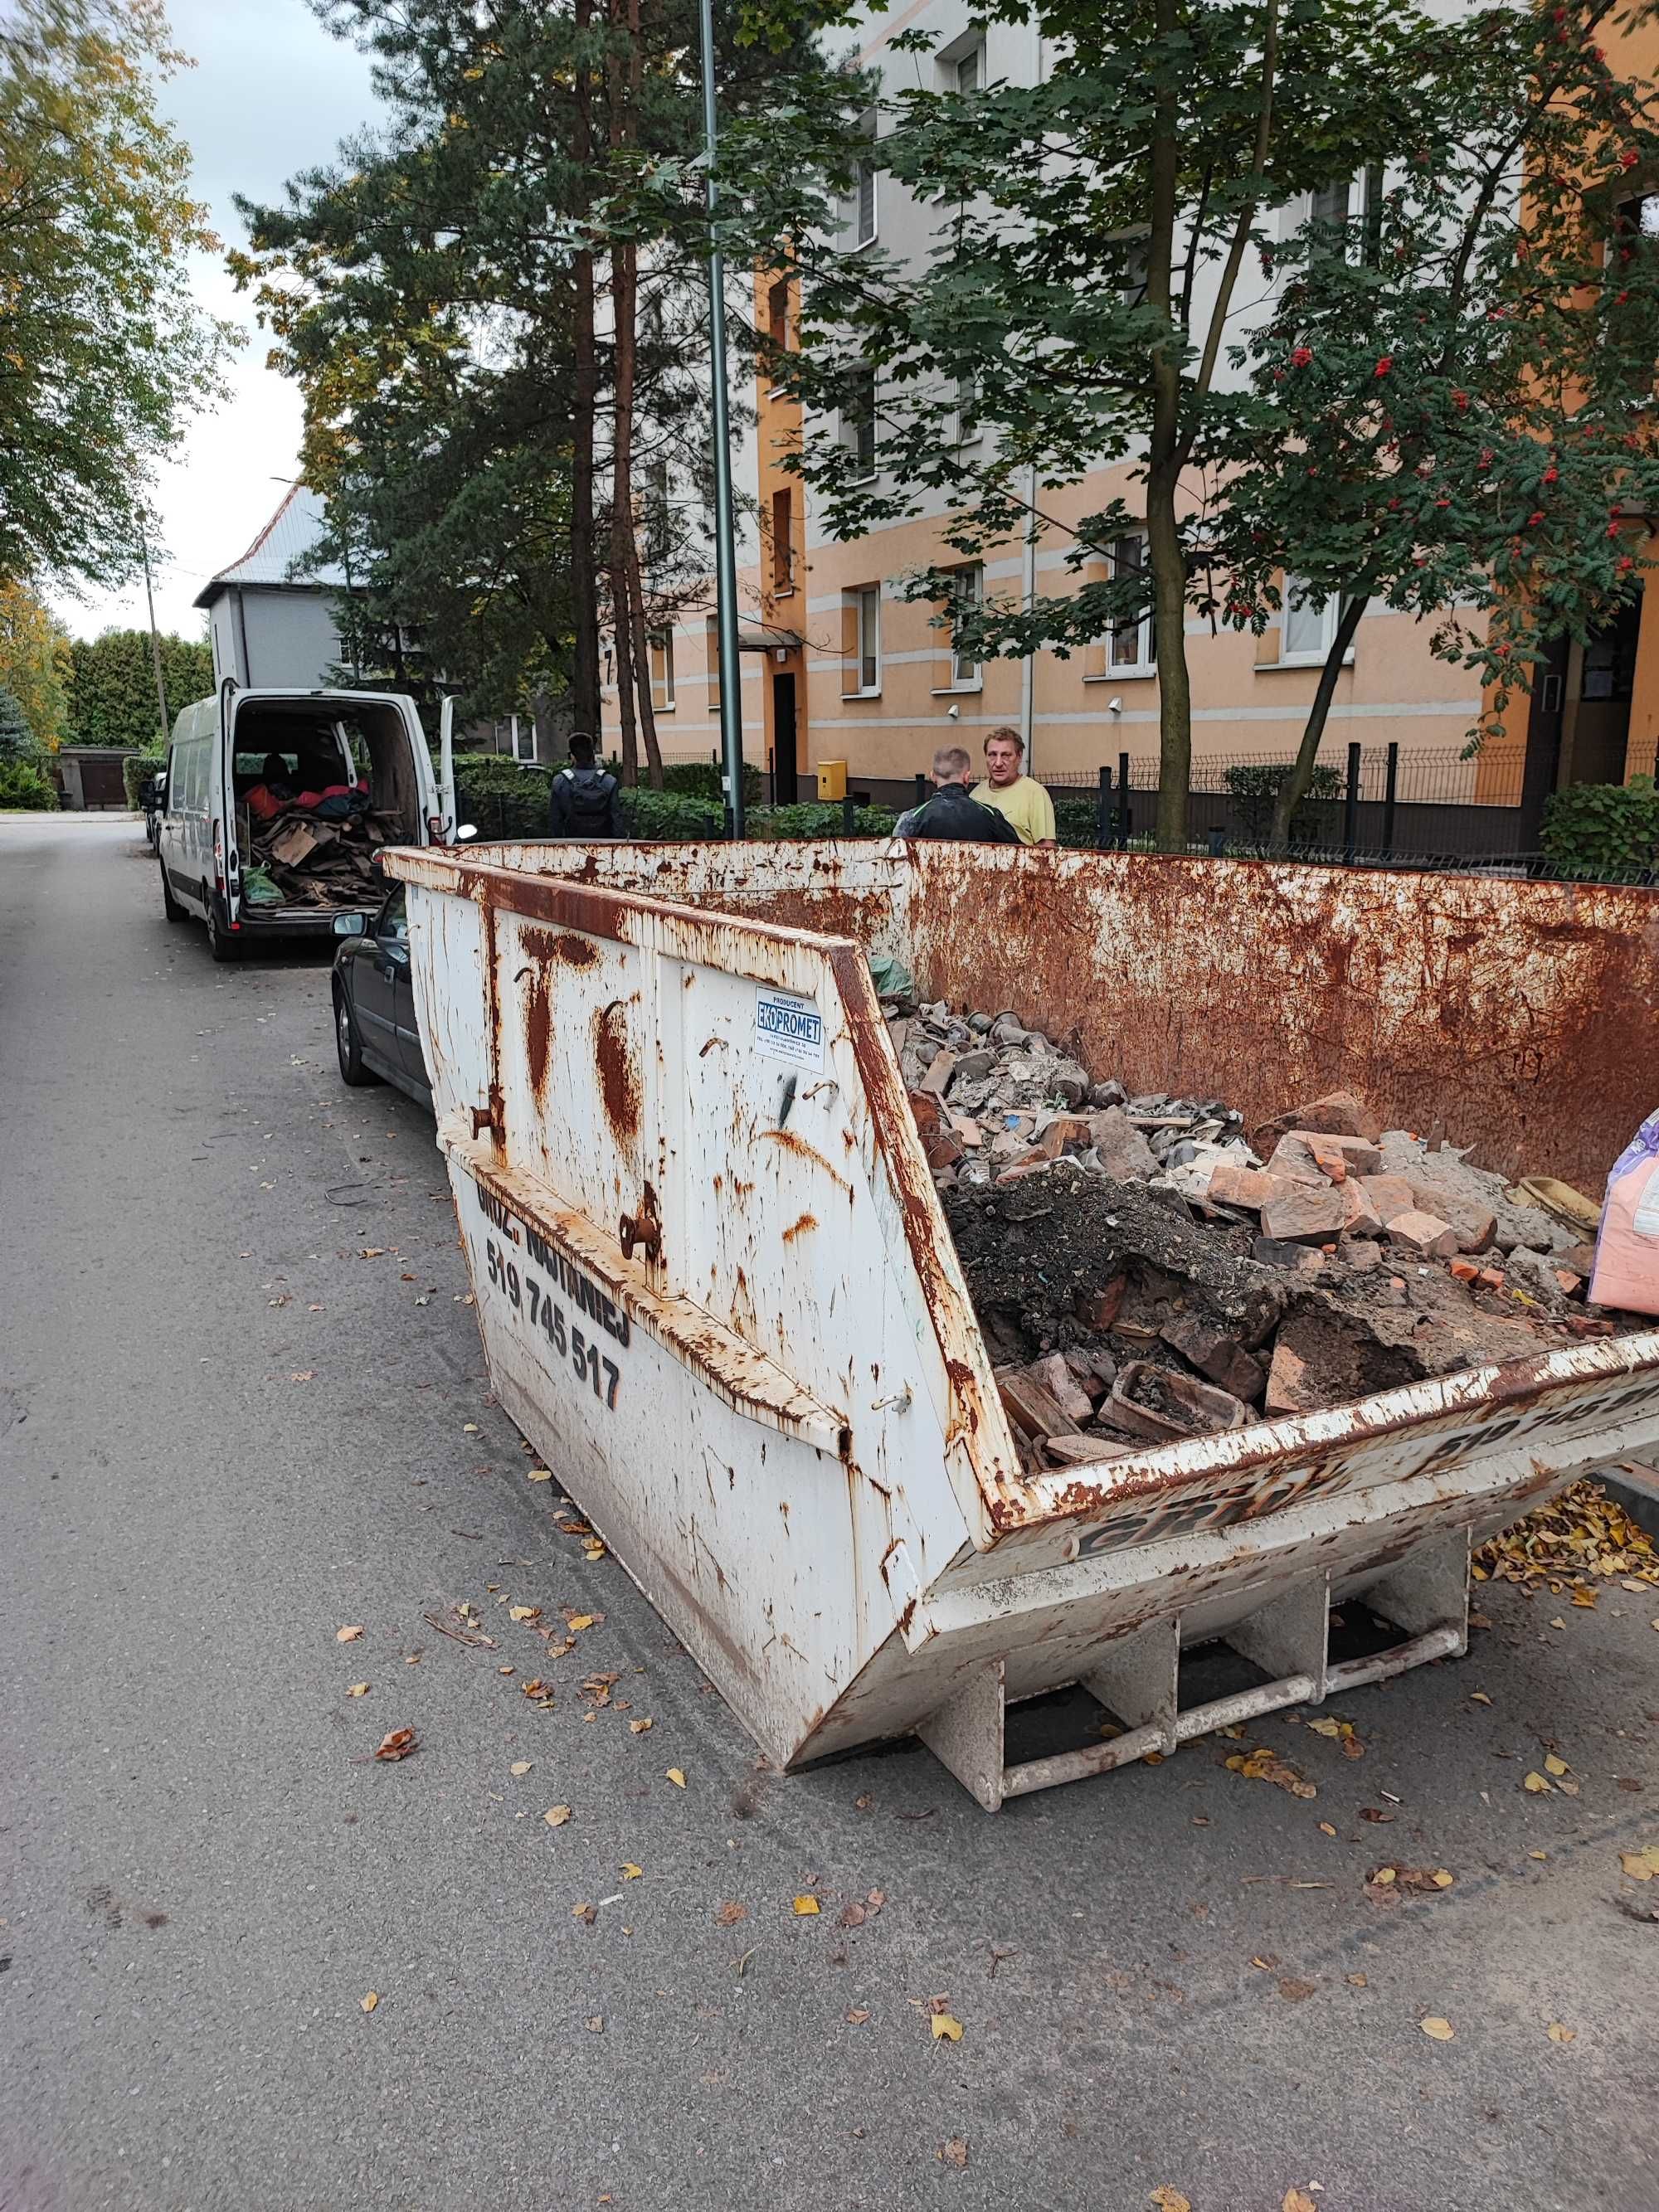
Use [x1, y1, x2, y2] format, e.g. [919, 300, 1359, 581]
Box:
[758, 1126, 852, 1193]
[595, 998, 641, 1145]
[517, 927, 561, 1103]
[547, 931, 600, 967]
[781, 1212, 819, 1243]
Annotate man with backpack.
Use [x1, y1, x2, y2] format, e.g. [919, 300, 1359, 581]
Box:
[547, 733, 625, 839]
[893, 745, 1021, 843]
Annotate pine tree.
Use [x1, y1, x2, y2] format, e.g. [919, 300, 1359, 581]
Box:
[0, 683, 34, 761]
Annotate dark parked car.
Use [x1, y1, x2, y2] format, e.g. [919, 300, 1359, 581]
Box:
[331, 884, 432, 1106]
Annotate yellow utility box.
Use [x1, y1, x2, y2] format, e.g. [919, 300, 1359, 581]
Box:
[816, 760, 848, 801]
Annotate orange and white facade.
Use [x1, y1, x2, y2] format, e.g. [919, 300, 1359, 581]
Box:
[606, 2, 1659, 803]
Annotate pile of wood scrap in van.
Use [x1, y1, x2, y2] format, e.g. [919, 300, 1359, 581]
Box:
[240, 798, 403, 912]
[883, 993, 1646, 1469]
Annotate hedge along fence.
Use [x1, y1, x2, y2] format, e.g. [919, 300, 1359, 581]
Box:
[123, 747, 166, 809]
[450, 756, 896, 843]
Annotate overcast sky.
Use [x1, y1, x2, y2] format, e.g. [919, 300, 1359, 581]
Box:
[52, 0, 384, 642]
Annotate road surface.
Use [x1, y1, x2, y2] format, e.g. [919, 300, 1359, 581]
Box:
[2, 814, 1657, 2212]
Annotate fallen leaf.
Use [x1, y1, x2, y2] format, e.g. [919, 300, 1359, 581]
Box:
[567, 1614, 596, 1632]
[463, 1422, 479, 1432]
[930, 2012, 964, 2042]
[846, 2006, 871, 2024]
[1277, 1977, 1316, 2002]
[1523, 1771, 1554, 1794]
[1549, 1616, 1567, 1631]
[1570, 1586, 1598, 1607]
[1470, 1692, 1491, 1705]
[527, 1468, 552, 1482]
[1619, 1845, 1659, 1880]
[793, 1895, 820, 1917]
[336, 1626, 363, 1643]
[1284, 2194, 1318, 2212]
[289, 1371, 316, 1383]
[586, 2015, 604, 2033]
[1346, 1972, 1368, 1987]
[1546, 2020, 1576, 2044]
[1419, 2015, 1455, 2041]
[1224, 1747, 1316, 1800]
[1306, 1717, 1343, 1738]
[359, 1991, 378, 2013]
[1250, 1955, 1278, 1971]
[509, 1761, 532, 1776]
[1371, 1866, 1398, 1886]
[854, 1793, 874, 1812]
[666, 1767, 686, 1789]
[715, 1902, 747, 1928]
[1149, 2191, 1191, 2212]
[620, 1863, 642, 1880]
[1360, 1807, 1396, 1823]
[1530, 1850, 1549, 1861]
[1318, 1821, 1337, 1837]
[1544, 1752, 1569, 1777]
[583, 1539, 607, 1561]
[939, 2138, 969, 2170]
[373, 1728, 416, 1762]
[544, 1806, 572, 1827]
[629, 1717, 653, 1734]
[347, 1683, 370, 1698]
[840, 1902, 867, 1928]
[508, 1606, 540, 1622]
[572, 1902, 596, 1923]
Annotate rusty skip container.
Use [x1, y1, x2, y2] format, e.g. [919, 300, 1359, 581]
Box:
[382, 838, 1659, 1810]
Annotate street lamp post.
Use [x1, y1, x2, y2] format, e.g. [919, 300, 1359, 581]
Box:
[698, 0, 747, 839]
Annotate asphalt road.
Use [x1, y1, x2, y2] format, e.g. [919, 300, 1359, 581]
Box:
[2, 813, 1658, 2212]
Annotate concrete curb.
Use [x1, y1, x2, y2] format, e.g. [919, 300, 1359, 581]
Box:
[1597, 1459, 1659, 1542]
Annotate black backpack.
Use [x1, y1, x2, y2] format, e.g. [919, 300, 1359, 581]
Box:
[557, 766, 619, 835]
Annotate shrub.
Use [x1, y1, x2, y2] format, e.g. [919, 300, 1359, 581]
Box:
[618, 787, 724, 839]
[1223, 761, 1344, 848]
[453, 758, 553, 839]
[123, 746, 166, 809]
[1540, 776, 1659, 882]
[1052, 796, 1100, 849]
[0, 759, 58, 809]
[748, 800, 897, 839]
[659, 758, 762, 805]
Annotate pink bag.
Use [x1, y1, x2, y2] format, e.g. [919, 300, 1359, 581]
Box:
[1590, 1110, 1659, 1315]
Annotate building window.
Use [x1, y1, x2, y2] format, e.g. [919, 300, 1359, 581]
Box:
[705, 615, 722, 709]
[649, 631, 675, 712]
[844, 120, 878, 250]
[1109, 534, 1155, 671]
[844, 364, 877, 480]
[949, 565, 982, 688]
[846, 585, 880, 695]
[771, 488, 795, 594]
[1280, 579, 1338, 662]
[951, 373, 980, 446]
[954, 41, 981, 94]
[1310, 165, 1383, 260]
[766, 275, 791, 351]
[511, 714, 535, 763]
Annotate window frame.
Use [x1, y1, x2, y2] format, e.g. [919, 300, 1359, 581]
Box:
[1107, 532, 1155, 675]
[845, 584, 881, 698]
[771, 487, 796, 596]
[843, 363, 878, 483]
[649, 630, 676, 713]
[937, 564, 984, 693]
[953, 41, 981, 95]
[510, 713, 536, 764]
[951, 372, 981, 448]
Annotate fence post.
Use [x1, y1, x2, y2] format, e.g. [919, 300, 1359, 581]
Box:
[914, 771, 928, 811]
[1343, 741, 1362, 864]
[1381, 741, 1399, 860]
[842, 791, 856, 837]
[1118, 751, 1131, 850]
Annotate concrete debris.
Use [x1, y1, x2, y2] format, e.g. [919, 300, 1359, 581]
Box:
[890, 993, 1641, 1474]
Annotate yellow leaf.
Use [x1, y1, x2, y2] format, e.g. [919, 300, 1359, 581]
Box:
[793, 1895, 820, 1916]
[621, 1862, 642, 1879]
[510, 1761, 532, 1776]
[1346, 1972, 1368, 1987]
[1318, 1821, 1336, 1837]
[527, 1468, 552, 1481]
[1285, 2194, 1319, 2212]
[1522, 1771, 1553, 1793]
[1543, 1753, 1569, 1777]
[666, 1767, 686, 1788]
[930, 2012, 964, 2042]
[1619, 1845, 1659, 1880]
[1419, 2015, 1455, 2041]
[1546, 2020, 1576, 2043]
[347, 1683, 370, 1697]
[1569, 1587, 1598, 1607]
[1548, 1616, 1566, 1630]
[1530, 1850, 1548, 1861]
[1431, 1869, 1455, 1889]
[1372, 1866, 1398, 1885]
[567, 1614, 596, 1631]
[336, 1626, 363, 1643]
[1306, 1717, 1343, 1738]
[1470, 1691, 1491, 1704]
[1149, 2191, 1191, 2212]
[629, 1718, 653, 1734]
[508, 1606, 540, 1622]
[544, 1805, 572, 1827]
[359, 1991, 378, 2013]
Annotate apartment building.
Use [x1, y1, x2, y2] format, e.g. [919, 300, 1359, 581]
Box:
[609, 3, 1659, 809]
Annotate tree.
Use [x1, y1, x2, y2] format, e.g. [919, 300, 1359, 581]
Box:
[1205, 2, 1659, 848]
[66, 628, 213, 747]
[729, 0, 1437, 847]
[0, 0, 234, 589]
[0, 683, 33, 760]
[0, 580, 72, 746]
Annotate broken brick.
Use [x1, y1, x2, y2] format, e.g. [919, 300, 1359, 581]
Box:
[1207, 1164, 1285, 1212]
[1264, 1340, 1317, 1416]
[995, 1158, 1052, 1187]
[1034, 1353, 1096, 1425]
[1161, 1315, 1267, 1403]
[1448, 1257, 1480, 1283]
[923, 1126, 964, 1171]
[1343, 1240, 1384, 1271]
[1036, 1113, 1090, 1159]
[907, 1089, 943, 1137]
[997, 1364, 1082, 1439]
[1554, 1268, 1584, 1297]
[1409, 1184, 1496, 1254]
[918, 1048, 957, 1096]
[1477, 1266, 1506, 1290]
[1359, 1174, 1417, 1224]
[1260, 1184, 1348, 1247]
[1255, 1090, 1384, 1149]
[1387, 1208, 1460, 1259]
[1077, 1276, 1128, 1330]
[1340, 1181, 1384, 1237]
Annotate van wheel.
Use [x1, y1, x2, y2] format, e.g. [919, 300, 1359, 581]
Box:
[159, 863, 186, 923]
[334, 984, 377, 1087]
[208, 908, 241, 963]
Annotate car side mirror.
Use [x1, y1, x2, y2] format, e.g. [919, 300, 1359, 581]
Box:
[333, 912, 368, 937]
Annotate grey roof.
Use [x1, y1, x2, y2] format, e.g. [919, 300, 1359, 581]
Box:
[193, 484, 348, 605]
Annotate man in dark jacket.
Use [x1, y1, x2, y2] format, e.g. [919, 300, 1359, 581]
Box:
[547, 733, 625, 839]
[893, 745, 1021, 843]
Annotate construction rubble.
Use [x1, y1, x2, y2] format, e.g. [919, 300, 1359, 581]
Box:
[238, 785, 401, 912]
[886, 994, 1634, 1471]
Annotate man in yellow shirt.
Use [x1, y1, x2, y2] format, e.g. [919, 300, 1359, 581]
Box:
[972, 727, 1056, 846]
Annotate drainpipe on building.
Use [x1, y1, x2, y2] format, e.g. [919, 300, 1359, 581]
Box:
[1019, 460, 1039, 772]
[698, 0, 747, 839]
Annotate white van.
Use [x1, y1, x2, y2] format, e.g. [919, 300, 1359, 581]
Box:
[157, 683, 447, 960]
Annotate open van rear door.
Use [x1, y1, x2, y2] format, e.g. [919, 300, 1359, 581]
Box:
[216, 676, 241, 930]
[438, 695, 457, 843]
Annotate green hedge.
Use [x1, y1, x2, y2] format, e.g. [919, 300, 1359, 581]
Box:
[123, 747, 166, 809]
[659, 758, 763, 805]
[749, 801, 896, 839]
[450, 759, 902, 843]
[0, 760, 58, 810]
[1541, 776, 1659, 881]
[1222, 761, 1344, 848]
